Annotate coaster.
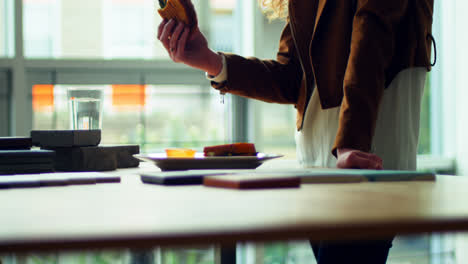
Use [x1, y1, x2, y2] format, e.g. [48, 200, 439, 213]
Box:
[31, 130, 101, 148]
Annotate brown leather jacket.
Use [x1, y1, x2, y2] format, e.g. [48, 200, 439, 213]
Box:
[213, 0, 434, 156]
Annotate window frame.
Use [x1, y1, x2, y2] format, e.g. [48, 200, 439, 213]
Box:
[0, 70, 10, 136]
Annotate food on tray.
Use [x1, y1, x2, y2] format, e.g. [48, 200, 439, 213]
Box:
[165, 148, 196, 158]
[157, 0, 196, 27]
[203, 143, 257, 157]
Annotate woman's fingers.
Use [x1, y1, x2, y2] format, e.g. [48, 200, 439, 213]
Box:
[174, 27, 190, 61]
[157, 20, 195, 63]
[157, 19, 168, 40]
[337, 149, 383, 169]
[170, 22, 185, 53]
[349, 153, 381, 169]
[354, 151, 383, 164]
[158, 20, 190, 61]
[159, 19, 176, 51]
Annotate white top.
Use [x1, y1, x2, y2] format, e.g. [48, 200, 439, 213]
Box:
[207, 56, 427, 170]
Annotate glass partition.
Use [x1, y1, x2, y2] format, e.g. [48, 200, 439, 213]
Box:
[0, 0, 4, 57]
[23, 0, 237, 59]
[0, 0, 13, 57]
[23, 0, 175, 58]
[251, 100, 297, 159]
[32, 84, 227, 152]
[210, 0, 235, 52]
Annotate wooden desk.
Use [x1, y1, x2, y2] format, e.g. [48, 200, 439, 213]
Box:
[0, 165, 467, 255]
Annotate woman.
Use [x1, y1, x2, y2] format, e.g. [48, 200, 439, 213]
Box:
[158, 0, 435, 263]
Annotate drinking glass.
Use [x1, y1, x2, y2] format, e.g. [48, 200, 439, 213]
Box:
[67, 87, 104, 130]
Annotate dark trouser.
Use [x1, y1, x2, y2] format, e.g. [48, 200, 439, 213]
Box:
[310, 238, 394, 264]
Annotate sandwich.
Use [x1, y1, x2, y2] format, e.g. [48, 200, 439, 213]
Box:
[158, 0, 197, 27]
[203, 143, 257, 157]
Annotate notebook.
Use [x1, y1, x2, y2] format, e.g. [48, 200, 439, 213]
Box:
[0, 172, 120, 189]
[140, 170, 232, 185]
[248, 168, 436, 183]
[297, 168, 436, 183]
[203, 173, 301, 189]
[0, 150, 56, 174]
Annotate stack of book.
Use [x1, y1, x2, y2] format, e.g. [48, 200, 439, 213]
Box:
[0, 137, 55, 174]
[31, 130, 140, 172]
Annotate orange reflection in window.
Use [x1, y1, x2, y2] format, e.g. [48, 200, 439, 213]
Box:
[32, 85, 54, 112]
[111, 85, 146, 109]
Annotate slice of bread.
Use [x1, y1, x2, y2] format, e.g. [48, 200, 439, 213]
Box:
[158, 0, 196, 27]
[203, 143, 257, 157]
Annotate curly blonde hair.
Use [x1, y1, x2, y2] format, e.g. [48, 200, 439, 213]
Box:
[259, 0, 288, 20]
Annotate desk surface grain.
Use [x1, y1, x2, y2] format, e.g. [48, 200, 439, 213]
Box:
[0, 164, 467, 252]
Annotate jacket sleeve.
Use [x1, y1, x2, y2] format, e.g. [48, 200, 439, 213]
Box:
[211, 23, 303, 105]
[332, 0, 409, 156]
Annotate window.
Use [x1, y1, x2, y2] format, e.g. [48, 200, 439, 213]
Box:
[23, 0, 209, 59]
[210, 0, 235, 52]
[102, 0, 157, 59]
[32, 84, 227, 152]
[0, 0, 13, 57]
[251, 100, 297, 159]
[0, 0, 5, 56]
[23, 0, 162, 58]
[23, 0, 60, 58]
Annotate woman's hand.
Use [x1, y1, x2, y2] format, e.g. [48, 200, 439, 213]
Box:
[336, 148, 383, 169]
[157, 19, 223, 77]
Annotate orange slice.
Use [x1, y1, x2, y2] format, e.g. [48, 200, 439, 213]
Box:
[165, 148, 197, 158]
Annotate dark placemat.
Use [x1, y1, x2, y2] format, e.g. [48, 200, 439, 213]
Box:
[31, 130, 101, 148]
[140, 171, 230, 186]
[0, 172, 121, 189]
[0, 137, 32, 150]
[0, 163, 55, 175]
[0, 150, 55, 160]
[0, 156, 55, 164]
[45, 145, 140, 172]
